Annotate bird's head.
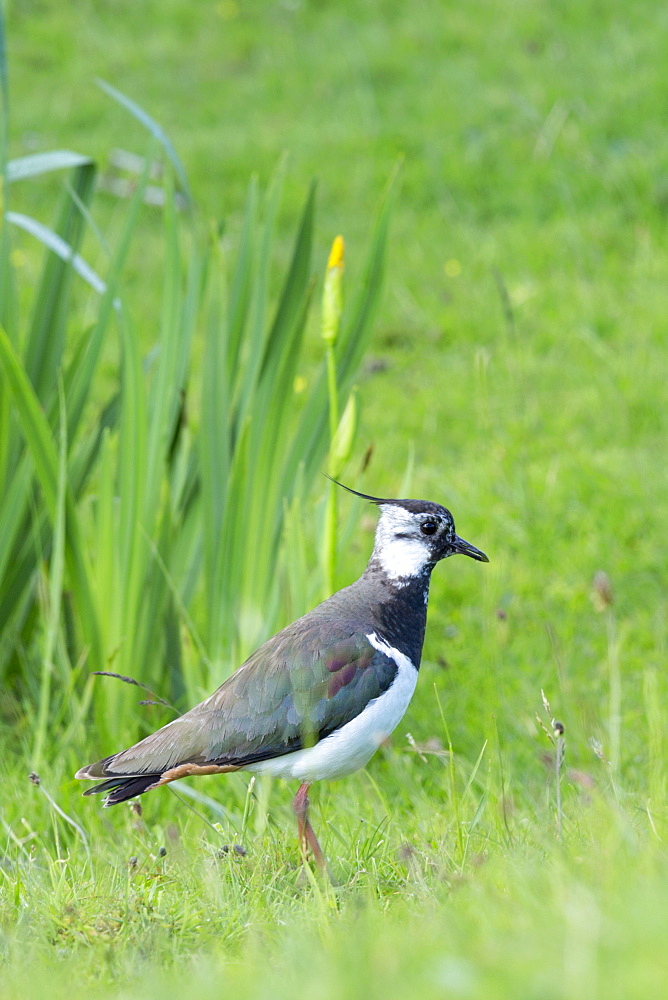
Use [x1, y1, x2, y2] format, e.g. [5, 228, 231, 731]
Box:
[330, 479, 489, 584]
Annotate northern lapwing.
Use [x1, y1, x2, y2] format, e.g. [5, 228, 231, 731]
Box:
[76, 484, 488, 865]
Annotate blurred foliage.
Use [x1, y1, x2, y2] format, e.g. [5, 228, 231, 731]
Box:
[0, 81, 395, 752]
[1, 0, 668, 997]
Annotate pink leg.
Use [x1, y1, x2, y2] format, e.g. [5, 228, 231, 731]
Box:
[292, 782, 326, 869]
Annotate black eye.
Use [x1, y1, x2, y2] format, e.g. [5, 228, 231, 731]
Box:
[420, 520, 438, 536]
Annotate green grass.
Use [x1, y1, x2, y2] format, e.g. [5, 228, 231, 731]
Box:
[2, 0, 668, 996]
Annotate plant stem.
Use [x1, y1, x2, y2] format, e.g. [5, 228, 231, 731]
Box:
[322, 236, 344, 597]
[607, 608, 621, 773]
[324, 342, 339, 595]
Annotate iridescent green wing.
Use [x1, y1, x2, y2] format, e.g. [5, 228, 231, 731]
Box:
[101, 626, 398, 776]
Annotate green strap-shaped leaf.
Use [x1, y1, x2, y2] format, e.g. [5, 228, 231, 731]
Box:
[65, 144, 154, 440]
[336, 161, 400, 381]
[115, 308, 147, 689]
[0, 6, 13, 340]
[232, 164, 285, 439]
[226, 177, 258, 377]
[280, 165, 399, 499]
[32, 383, 68, 768]
[7, 150, 94, 182]
[21, 157, 98, 410]
[96, 78, 192, 207]
[0, 4, 7, 148]
[0, 325, 102, 668]
[6, 211, 107, 294]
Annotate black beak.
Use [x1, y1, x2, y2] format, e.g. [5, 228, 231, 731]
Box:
[452, 535, 489, 563]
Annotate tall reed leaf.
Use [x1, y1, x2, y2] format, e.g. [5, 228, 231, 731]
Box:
[96, 78, 192, 207]
[0, 326, 102, 669]
[0, 78, 393, 748]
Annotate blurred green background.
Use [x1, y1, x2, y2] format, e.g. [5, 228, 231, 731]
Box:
[1, 1, 668, 997]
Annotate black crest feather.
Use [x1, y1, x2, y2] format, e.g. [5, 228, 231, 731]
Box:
[325, 475, 395, 505]
[325, 476, 450, 518]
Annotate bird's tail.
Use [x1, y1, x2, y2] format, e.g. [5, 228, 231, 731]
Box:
[75, 706, 244, 806]
[76, 747, 241, 805]
[80, 772, 163, 806]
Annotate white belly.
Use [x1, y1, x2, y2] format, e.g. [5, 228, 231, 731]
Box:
[250, 633, 418, 783]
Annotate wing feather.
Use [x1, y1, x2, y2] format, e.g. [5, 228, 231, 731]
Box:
[78, 623, 398, 785]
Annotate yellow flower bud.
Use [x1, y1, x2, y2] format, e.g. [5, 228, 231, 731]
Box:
[328, 234, 344, 270]
[322, 235, 344, 345]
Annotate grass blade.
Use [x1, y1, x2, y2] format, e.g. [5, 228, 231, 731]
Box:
[65, 146, 153, 439]
[6, 210, 106, 295]
[32, 382, 68, 768]
[20, 159, 97, 408]
[96, 78, 191, 207]
[7, 151, 94, 182]
[0, 325, 102, 668]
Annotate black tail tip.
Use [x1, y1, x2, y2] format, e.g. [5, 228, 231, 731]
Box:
[82, 773, 161, 805]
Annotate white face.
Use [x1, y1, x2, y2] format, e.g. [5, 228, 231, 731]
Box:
[372, 504, 451, 582]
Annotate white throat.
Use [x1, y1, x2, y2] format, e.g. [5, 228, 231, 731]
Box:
[372, 506, 432, 583]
